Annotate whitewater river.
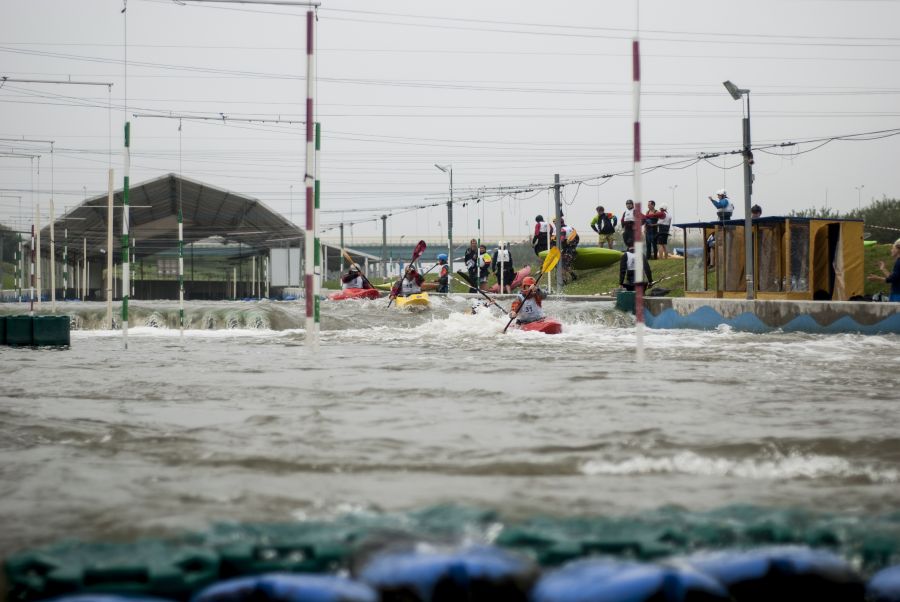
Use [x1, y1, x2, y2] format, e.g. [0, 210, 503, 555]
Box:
[1, 296, 898, 557]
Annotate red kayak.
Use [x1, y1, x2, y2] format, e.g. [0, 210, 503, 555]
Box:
[515, 317, 563, 335]
[489, 265, 532, 293]
[328, 288, 381, 301]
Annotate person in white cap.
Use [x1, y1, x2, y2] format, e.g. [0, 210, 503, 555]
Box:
[708, 189, 733, 220]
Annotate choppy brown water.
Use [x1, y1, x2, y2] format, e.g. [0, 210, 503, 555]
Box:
[1, 298, 898, 556]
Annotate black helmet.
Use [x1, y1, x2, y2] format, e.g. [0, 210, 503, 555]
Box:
[535, 215, 544, 222]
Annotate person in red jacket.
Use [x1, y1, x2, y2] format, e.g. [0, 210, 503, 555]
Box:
[643, 200, 667, 260]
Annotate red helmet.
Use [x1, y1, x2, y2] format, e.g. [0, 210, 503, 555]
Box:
[523, 276, 536, 287]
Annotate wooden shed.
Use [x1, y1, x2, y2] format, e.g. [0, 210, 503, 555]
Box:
[674, 216, 865, 301]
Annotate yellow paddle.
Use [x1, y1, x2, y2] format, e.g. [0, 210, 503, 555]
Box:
[341, 248, 376, 291]
[503, 247, 560, 334]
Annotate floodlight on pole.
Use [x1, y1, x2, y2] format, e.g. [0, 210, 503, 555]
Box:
[855, 185, 864, 210]
[434, 163, 454, 280]
[723, 80, 755, 300]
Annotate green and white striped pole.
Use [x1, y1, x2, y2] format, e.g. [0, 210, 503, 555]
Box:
[178, 120, 185, 341]
[122, 121, 131, 349]
[314, 121, 321, 325]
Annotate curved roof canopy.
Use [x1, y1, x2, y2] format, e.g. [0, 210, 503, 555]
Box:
[43, 173, 301, 260]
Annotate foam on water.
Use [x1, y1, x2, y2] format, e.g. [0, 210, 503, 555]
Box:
[581, 450, 900, 483]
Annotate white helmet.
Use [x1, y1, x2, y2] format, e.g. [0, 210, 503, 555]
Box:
[659, 204, 668, 211]
[716, 189, 727, 196]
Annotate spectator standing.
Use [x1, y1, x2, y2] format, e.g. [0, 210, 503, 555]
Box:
[867, 238, 900, 302]
[751, 204, 762, 218]
[621, 199, 636, 248]
[643, 200, 663, 260]
[708, 189, 734, 220]
[532, 215, 554, 256]
[492, 241, 516, 293]
[463, 238, 480, 292]
[590, 205, 618, 249]
[478, 244, 491, 289]
[619, 245, 653, 292]
[656, 203, 672, 259]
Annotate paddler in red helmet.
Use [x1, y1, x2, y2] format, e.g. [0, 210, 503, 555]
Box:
[508, 276, 546, 325]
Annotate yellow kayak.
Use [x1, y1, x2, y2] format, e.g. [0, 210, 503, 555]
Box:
[394, 292, 431, 309]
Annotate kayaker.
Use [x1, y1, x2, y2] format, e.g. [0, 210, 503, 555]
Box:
[619, 245, 653, 292]
[390, 266, 424, 299]
[436, 253, 450, 293]
[509, 276, 546, 324]
[341, 265, 372, 290]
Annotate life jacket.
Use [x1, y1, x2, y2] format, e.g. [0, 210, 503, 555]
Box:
[599, 213, 616, 234]
[624, 251, 648, 284]
[717, 198, 734, 216]
[511, 289, 545, 323]
[622, 208, 635, 223]
[400, 275, 422, 295]
[537, 220, 554, 234]
[341, 274, 364, 289]
[495, 248, 511, 264]
[439, 264, 449, 279]
[658, 211, 672, 227]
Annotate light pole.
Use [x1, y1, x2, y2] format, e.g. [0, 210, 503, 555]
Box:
[723, 80, 755, 300]
[855, 185, 864, 211]
[434, 164, 454, 279]
[668, 184, 678, 216]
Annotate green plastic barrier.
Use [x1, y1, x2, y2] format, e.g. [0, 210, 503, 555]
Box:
[32, 315, 71, 347]
[4, 541, 220, 601]
[615, 290, 635, 313]
[5, 315, 33, 346]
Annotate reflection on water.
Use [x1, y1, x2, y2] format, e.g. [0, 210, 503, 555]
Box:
[1, 298, 897, 556]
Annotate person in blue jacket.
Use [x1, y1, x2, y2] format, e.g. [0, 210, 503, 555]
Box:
[708, 189, 733, 220]
[868, 238, 900, 301]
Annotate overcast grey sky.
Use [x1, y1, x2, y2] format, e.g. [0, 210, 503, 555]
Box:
[3, 0, 900, 245]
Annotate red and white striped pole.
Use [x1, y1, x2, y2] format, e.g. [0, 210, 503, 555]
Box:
[304, 9, 318, 347]
[632, 4, 646, 360]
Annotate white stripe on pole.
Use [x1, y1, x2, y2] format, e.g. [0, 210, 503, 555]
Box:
[632, 2, 645, 362]
[50, 200, 56, 311]
[35, 204, 42, 307]
[106, 169, 114, 328]
[304, 9, 318, 347]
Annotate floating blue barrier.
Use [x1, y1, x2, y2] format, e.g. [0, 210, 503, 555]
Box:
[686, 546, 865, 601]
[357, 545, 537, 602]
[868, 565, 900, 602]
[531, 558, 728, 602]
[191, 574, 376, 602]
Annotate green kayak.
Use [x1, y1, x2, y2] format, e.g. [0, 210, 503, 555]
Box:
[539, 246, 622, 269]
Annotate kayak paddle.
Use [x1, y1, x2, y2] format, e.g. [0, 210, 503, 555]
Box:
[449, 273, 510, 313]
[502, 247, 560, 334]
[388, 240, 427, 308]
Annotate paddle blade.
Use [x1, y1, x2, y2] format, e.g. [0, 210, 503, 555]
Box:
[541, 247, 561, 274]
[341, 248, 356, 267]
[412, 240, 427, 261]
